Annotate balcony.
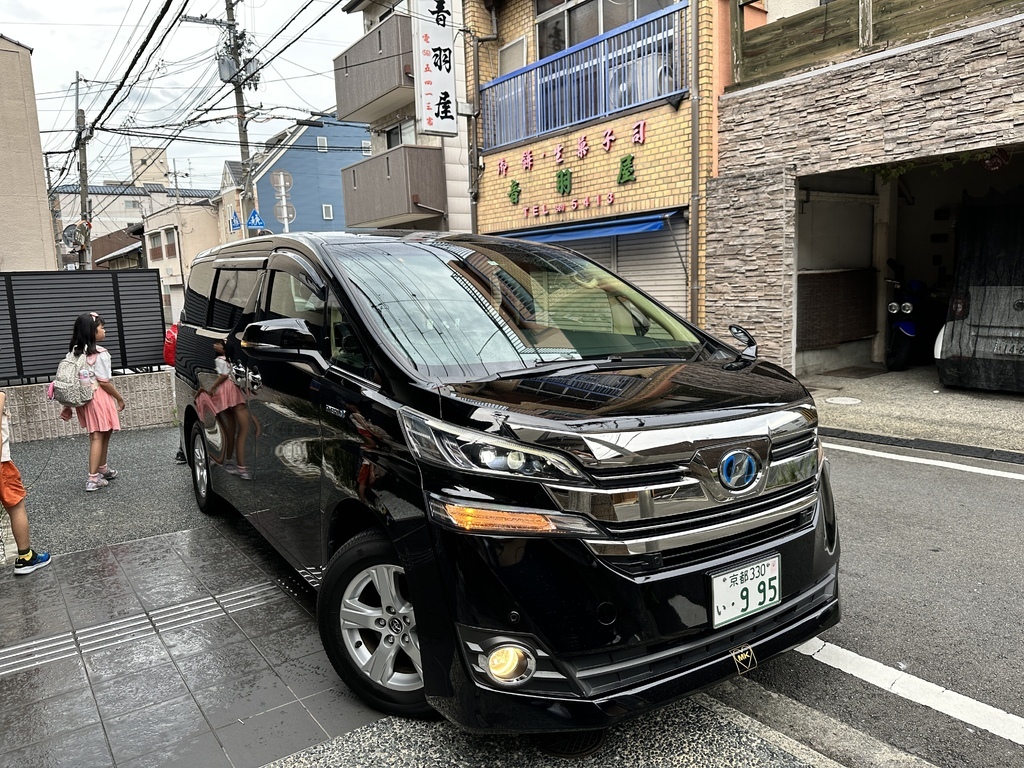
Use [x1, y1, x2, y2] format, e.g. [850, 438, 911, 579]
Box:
[480, 3, 688, 151]
[342, 145, 446, 229]
[334, 14, 414, 123]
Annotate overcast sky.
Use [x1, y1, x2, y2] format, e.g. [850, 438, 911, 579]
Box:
[2, 0, 364, 191]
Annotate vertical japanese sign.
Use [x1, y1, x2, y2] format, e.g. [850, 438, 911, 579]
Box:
[412, 0, 458, 137]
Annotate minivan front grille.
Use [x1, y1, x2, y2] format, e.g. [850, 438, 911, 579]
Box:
[581, 480, 818, 561]
[588, 462, 690, 489]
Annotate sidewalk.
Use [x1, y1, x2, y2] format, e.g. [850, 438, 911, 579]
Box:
[803, 364, 1024, 461]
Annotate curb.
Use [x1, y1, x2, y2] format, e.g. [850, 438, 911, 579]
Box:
[819, 427, 1024, 466]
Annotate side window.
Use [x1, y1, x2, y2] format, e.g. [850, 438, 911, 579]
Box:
[327, 294, 371, 376]
[267, 270, 325, 346]
[210, 269, 262, 331]
[183, 260, 215, 324]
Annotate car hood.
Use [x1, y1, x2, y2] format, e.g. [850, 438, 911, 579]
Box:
[440, 359, 816, 468]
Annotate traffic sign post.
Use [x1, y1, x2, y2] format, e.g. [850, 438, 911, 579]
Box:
[246, 210, 266, 229]
[230, 211, 242, 231]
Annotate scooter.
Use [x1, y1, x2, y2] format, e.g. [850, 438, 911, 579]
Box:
[885, 259, 926, 371]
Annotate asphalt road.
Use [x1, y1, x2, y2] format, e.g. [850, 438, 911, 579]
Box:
[715, 438, 1024, 768]
[6, 427, 1023, 767]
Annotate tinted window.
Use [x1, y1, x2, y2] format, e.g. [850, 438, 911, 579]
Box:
[326, 239, 704, 381]
[183, 260, 215, 325]
[327, 294, 371, 376]
[210, 269, 262, 331]
[267, 270, 324, 346]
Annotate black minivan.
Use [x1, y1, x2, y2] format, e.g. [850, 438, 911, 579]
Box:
[175, 231, 840, 733]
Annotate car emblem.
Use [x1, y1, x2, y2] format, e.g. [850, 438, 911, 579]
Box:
[718, 449, 759, 491]
[1014, 299, 1024, 312]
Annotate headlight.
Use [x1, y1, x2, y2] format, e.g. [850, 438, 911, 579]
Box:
[900, 302, 913, 314]
[400, 410, 587, 484]
[887, 302, 899, 314]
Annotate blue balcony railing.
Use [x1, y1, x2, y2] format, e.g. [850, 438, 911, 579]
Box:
[480, 2, 688, 151]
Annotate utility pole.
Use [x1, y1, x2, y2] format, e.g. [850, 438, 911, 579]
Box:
[43, 160, 62, 269]
[183, 3, 255, 239]
[75, 72, 93, 269]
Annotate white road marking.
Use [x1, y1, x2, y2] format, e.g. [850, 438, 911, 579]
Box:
[797, 637, 1024, 746]
[822, 442, 1024, 481]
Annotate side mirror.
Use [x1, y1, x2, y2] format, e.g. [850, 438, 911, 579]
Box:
[728, 324, 758, 359]
[241, 318, 318, 354]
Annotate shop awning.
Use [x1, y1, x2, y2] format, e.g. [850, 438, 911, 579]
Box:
[501, 211, 681, 243]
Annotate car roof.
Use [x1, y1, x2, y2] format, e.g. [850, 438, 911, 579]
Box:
[191, 230, 524, 264]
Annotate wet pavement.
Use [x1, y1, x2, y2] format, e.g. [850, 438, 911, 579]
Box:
[1, 365, 1019, 767]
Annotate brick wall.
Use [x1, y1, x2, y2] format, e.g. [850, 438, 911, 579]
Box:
[706, 17, 1024, 370]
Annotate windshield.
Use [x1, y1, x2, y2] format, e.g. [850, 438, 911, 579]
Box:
[325, 237, 710, 382]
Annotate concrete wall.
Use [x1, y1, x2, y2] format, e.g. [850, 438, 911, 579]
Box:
[706, 14, 1024, 370]
[0, 36, 57, 272]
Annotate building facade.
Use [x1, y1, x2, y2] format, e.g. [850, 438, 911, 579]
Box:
[707, 0, 1024, 373]
[333, 0, 473, 233]
[0, 34, 57, 272]
[144, 201, 221, 324]
[251, 116, 372, 233]
[468, 0, 722, 324]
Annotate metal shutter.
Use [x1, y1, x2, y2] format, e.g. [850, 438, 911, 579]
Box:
[557, 238, 614, 270]
[615, 228, 689, 316]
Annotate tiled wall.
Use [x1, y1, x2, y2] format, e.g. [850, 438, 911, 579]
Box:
[3, 371, 176, 445]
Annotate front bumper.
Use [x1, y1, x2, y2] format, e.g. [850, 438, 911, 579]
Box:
[428, 567, 839, 733]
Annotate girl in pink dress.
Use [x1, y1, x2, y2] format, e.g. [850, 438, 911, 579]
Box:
[61, 312, 126, 492]
[202, 340, 250, 479]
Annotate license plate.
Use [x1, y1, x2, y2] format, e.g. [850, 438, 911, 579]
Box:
[711, 554, 781, 628]
[992, 339, 1024, 356]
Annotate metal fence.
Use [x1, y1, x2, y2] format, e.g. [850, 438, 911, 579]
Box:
[0, 270, 166, 384]
[480, 3, 688, 150]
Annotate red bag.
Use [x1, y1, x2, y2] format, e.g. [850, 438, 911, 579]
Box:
[163, 324, 178, 367]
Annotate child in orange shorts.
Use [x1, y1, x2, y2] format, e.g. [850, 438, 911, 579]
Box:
[1, 390, 51, 575]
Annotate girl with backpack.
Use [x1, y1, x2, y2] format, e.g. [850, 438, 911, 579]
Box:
[59, 312, 126, 492]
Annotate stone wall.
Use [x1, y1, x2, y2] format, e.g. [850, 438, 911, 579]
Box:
[706, 15, 1024, 371]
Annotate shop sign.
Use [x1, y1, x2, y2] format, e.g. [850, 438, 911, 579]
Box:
[496, 121, 648, 218]
[412, 0, 458, 137]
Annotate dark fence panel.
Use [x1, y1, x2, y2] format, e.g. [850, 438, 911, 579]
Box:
[0, 270, 165, 381]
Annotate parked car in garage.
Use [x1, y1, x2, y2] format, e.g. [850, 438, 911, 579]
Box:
[174, 231, 840, 734]
[935, 192, 1024, 393]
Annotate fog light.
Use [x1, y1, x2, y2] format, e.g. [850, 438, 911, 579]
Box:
[887, 302, 899, 314]
[484, 644, 535, 686]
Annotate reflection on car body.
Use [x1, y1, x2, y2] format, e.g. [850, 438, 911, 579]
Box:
[175, 231, 840, 734]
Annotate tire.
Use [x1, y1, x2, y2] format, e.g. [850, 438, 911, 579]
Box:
[885, 330, 914, 372]
[317, 530, 435, 719]
[190, 422, 223, 515]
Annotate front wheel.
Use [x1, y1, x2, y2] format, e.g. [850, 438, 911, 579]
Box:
[317, 530, 435, 718]
[885, 329, 914, 371]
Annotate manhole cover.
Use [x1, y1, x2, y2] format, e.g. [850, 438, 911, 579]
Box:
[532, 729, 607, 758]
[824, 396, 862, 405]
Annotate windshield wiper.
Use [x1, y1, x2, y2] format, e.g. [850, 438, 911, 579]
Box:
[482, 354, 686, 381]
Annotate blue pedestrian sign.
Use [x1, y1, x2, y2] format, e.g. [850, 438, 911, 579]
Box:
[246, 209, 266, 229]
[230, 211, 241, 231]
